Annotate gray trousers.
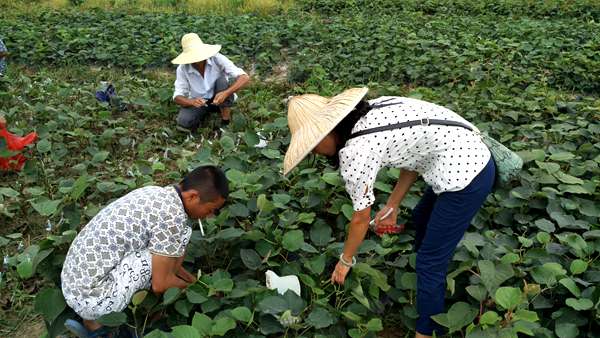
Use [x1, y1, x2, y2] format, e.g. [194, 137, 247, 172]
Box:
[177, 75, 235, 130]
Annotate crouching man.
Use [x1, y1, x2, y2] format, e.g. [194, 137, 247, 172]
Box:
[172, 33, 250, 131]
[61, 165, 228, 337]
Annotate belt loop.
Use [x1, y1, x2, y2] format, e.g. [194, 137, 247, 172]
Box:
[420, 118, 430, 126]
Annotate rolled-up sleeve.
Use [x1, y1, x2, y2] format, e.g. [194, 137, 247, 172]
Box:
[213, 53, 246, 79]
[173, 65, 190, 100]
[339, 143, 383, 211]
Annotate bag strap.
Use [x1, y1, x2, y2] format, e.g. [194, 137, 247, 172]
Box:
[349, 118, 474, 140]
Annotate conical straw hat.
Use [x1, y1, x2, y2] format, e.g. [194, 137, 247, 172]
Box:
[171, 33, 221, 65]
[283, 87, 368, 176]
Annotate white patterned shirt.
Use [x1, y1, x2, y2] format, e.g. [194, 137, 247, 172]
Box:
[61, 186, 192, 298]
[339, 97, 491, 211]
[172, 53, 246, 100]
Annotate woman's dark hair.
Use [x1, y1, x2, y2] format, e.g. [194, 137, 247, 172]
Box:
[181, 165, 229, 202]
[328, 99, 372, 167]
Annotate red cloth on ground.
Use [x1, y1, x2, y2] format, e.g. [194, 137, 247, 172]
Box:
[0, 120, 37, 171]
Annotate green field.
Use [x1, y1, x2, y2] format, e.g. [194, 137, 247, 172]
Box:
[0, 0, 599, 337]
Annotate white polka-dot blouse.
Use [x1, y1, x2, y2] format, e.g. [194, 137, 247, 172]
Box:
[339, 96, 492, 211]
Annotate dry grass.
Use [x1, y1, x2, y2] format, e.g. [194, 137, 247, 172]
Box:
[1, 0, 293, 15]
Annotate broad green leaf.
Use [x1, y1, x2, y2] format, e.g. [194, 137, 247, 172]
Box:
[365, 318, 383, 332]
[192, 312, 212, 336]
[211, 317, 236, 336]
[306, 307, 336, 329]
[0, 187, 19, 197]
[432, 302, 478, 333]
[220, 136, 235, 152]
[353, 263, 390, 291]
[70, 174, 91, 201]
[231, 306, 252, 323]
[187, 289, 208, 304]
[559, 278, 581, 297]
[225, 169, 245, 186]
[565, 298, 593, 311]
[144, 330, 169, 338]
[305, 254, 326, 275]
[34, 288, 66, 324]
[479, 311, 500, 326]
[536, 161, 560, 173]
[536, 232, 551, 244]
[549, 152, 575, 161]
[513, 309, 539, 322]
[531, 262, 566, 286]
[494, 287, 522, 310]
[569, 259, 588, 275]
[92, 150, 110, 162]
[175, 299, 193, 317]
[257, 295, 288, 315]
[97, 312, 127, 327]
[172, 325, 201, 338]
[229, 203, 249, 217]
[17, 259, 33, 279]
[322, 172, 343, 186]
[272, 193, 291, 206]
[163, 287, 182, 305]
[341, 204, 354, 220]
[342, 311, 362, 322]
[282, 230, 304, 252]
[399, 272, 417, 291]
[215, 228, 244, 240]
[261, 149, 280, 159]
[309, 223, 332, 247]
[556, 323, 579, 338]
[240, 248, 262, 270]
[465, 285, 487, 302]
[131, 290, 148, 306]
[517, 149, 545, 163]
[212, 278, 234, 292]
[282, 290, 306, 315]
[37, 139, 51, 153]
[30, 198, 61, 216]
[533, 219, 555, 233]
[478, 260, 514, 293]
[554, 172, 584, 185]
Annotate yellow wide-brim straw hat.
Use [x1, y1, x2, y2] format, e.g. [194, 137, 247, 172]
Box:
[283, 87, 369, 176]
[171, 33, 222, 65]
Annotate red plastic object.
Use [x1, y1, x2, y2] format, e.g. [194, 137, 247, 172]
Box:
[0, 119, 37, 171]
[374, 224, 405, 237]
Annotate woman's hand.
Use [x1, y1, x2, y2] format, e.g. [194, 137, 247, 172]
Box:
[373, 206, 405, 236]
[331, 260, 351, 284]
[374, 206, 398, 227]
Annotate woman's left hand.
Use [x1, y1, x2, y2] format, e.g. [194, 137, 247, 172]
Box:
[331, 261, 351, 284]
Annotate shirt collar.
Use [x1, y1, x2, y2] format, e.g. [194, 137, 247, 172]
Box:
[172, 185, 191, 217]
[185, 57, 214, 75]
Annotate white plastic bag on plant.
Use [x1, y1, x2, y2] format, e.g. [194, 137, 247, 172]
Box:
[265, 270, 301, 297]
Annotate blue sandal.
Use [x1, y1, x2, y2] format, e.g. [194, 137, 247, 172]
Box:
[64, 319, 112, 338]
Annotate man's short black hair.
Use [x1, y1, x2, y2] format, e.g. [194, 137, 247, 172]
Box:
[180, 165, 229, 202]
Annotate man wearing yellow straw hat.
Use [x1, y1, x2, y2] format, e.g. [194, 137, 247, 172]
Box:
[283, 88, 495, 337]
[172, 33, 250, 130]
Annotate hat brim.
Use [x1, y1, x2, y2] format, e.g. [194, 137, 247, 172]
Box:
[283, 87, 368, 176]
[171, 44, 222, 64]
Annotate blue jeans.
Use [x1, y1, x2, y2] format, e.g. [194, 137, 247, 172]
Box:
[412, 158, 495, 335]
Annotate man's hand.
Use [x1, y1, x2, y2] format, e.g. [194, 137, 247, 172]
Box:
[177, 266, 197, 284]
[151, 254, 190, 294]
[331, 260, 351, 284]
[212, 91, 230, 106]
[189, 97, 206, 108]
